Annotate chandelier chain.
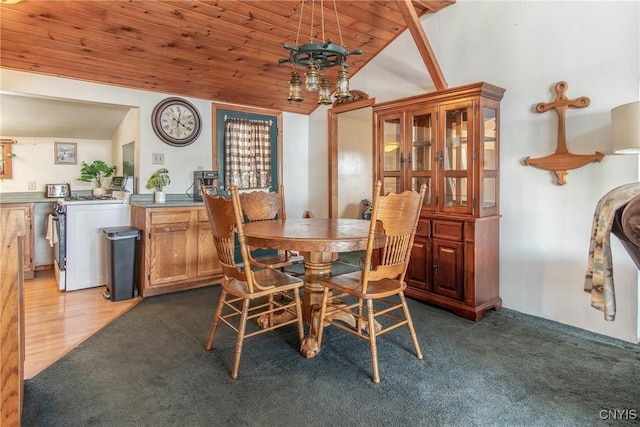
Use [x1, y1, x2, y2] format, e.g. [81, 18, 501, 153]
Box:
[332, 0, 345, 49]
[309, 0, 315, 44]
[295, 0, 305, 48]
[281, 0, 362, 103]
[320, 0, 325, 46]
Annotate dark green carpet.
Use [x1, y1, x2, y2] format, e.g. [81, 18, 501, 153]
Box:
[22, 265, 640, 426]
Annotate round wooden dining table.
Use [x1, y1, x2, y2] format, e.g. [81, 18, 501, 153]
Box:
[242, 217, 377, 358]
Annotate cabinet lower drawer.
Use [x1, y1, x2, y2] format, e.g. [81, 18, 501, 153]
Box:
[416, 219, 430, 238]
[432, 220, 463, 241]
[197, 208, 209, 222]
[150, 210, 192, 225]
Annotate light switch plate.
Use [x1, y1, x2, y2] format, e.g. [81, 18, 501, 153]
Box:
[152, 153, 164, 165]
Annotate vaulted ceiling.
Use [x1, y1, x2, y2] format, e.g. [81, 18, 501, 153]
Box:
[0, 0, 454, 116]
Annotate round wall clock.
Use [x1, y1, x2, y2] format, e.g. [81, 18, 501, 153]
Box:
[151, 97, 202, 147]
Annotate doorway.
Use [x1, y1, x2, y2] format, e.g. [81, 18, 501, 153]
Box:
[328, 98, 375, 219]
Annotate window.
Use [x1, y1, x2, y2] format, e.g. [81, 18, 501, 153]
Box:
[212, 103, 282, 195]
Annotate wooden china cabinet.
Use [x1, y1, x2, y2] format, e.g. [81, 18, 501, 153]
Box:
[373, 82, 505, 321]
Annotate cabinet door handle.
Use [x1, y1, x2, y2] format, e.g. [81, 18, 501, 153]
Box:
[400, 152, 405, 165]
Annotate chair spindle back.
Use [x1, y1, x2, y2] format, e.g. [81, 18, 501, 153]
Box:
[360, 181, 426, 293]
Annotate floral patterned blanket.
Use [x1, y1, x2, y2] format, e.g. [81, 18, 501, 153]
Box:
[584, 182, 640, 321]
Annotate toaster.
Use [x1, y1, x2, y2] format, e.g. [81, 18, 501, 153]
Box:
[46, 183, 71, 198]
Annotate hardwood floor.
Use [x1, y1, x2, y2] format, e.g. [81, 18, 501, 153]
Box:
[24, 269, 141, 379]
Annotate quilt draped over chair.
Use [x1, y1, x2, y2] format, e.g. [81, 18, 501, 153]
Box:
[584, 182, 640, 320]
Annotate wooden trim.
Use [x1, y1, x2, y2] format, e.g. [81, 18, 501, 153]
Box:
[396, 0, 447, 91]
[374, 82, 506, 113]
[0, 139, 13, 179]
[332, 90, 370, 107]
[412, 0, 439, 12]
[331, 97, 375, 115]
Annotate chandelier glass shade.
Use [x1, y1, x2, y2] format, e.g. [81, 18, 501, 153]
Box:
[280, 0, 362, 104]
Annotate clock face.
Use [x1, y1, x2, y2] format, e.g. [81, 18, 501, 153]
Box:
[152, 98, 202, 147]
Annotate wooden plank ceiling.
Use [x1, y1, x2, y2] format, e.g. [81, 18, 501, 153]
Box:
[0, 0, 454, 115]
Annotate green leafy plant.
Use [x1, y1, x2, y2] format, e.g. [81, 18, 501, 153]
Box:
[146, 168, 171, 191]
[0, 152, 16, 165]
[79, 160, 117, 187]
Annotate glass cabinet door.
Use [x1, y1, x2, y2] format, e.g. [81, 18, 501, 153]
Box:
[376, 86, 503, 226]
[408, 109, 435, 209]
[378, 109, 435, 208]
[440, 102, 473, 214]
[480, 104, 499, 216]
[380, 114, 402, 195]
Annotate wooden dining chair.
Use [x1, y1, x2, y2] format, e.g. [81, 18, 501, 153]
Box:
[237, 184, 304, 273]
[316, 180, 427, 383]
[199, 183, 218, 197]
[201, 186, 305, 379]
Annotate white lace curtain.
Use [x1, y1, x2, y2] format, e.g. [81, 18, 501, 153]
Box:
[224, 118, 272, 189]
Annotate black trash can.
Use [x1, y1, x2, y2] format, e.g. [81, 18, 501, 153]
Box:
[103, 226, 140, 301]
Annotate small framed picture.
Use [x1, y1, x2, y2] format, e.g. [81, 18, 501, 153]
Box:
[54, 142, 77, 165]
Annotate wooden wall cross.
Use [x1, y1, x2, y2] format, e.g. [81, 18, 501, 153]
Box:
[524, 81, 604, 185]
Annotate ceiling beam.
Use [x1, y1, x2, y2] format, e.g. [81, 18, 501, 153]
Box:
[412, 1, 437, 12]
[397, 0, 447, 91]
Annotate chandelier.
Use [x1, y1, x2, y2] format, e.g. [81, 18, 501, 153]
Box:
[279, 0, 362, 104]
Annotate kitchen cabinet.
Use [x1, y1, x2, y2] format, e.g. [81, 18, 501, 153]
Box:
[131, 205, 222, 297]
[196, 209, 221, 277]
[0, 207, 26, 425]
[0, 203, 34, 279]
[374, 82, 504, 321]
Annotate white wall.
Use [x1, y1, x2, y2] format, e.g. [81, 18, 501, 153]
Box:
[308, 106, 331, 217]
[310, 0, 640, 342]
[282, 112, 310, 219]
[111, 107, 140, 188]
[0, 70, 309, 204]
[0, 137, 112, 193]
[0, 71, 212, 195]
[337, 114, 373, 218]
[135, 93, 213, 195]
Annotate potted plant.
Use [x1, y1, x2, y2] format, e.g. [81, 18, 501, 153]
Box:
[79, 160, 117, 196]
[146, 168, 170, 202]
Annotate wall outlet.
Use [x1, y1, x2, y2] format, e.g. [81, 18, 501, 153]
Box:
[152, 153, 164, 165]
[197, 165, 203, 171]
[28, 180, 37, 191]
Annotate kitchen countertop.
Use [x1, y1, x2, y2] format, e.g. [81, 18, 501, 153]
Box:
[129, 195, 204, 208]
[0, 192, 204, 207]
[0, 192, 60, 204]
